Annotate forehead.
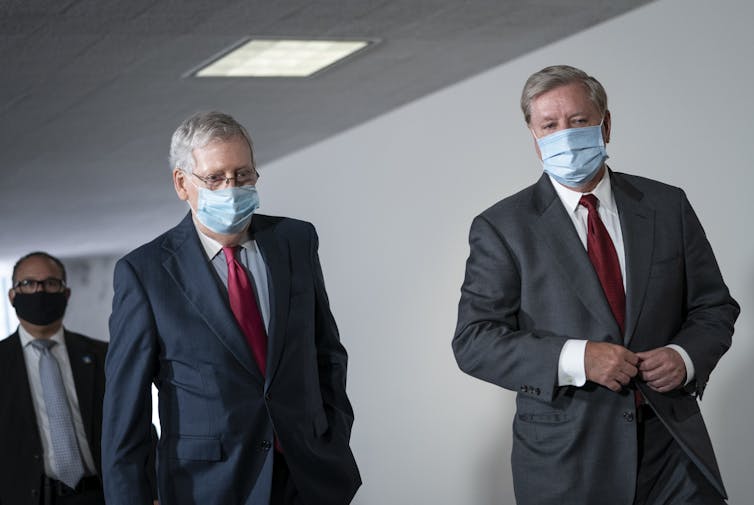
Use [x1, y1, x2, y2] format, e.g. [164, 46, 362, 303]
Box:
[15, 256, 63, 280]
[192, 136, 252, 170]
[530, 82, 598, 118]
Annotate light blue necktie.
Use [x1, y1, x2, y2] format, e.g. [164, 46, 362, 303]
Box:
[31, 339, 86, 489]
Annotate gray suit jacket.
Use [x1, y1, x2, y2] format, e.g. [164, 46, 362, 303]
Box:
[453, 171, 739, 505]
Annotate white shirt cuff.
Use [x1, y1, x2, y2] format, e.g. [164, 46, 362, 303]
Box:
[558, 339, 587, 387]
[666, 344, 695, 386]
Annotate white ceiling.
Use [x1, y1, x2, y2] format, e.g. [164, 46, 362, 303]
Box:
[0, 0, 653, 260]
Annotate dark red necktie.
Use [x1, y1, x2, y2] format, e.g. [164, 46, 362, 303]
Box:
[222, 246, 267, 375]
[579, 194, 626, 334]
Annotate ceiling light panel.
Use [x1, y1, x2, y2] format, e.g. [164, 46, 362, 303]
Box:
[194, 39, 371, 78]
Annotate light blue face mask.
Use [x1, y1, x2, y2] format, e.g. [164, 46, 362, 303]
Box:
[194, 185, 260, 234]
[535, 123, 608, 187]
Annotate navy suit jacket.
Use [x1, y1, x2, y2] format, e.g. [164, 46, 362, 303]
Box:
[0, 330, 108, 505]
[453, 171, 739, 505]
[102, 213, 360, 505]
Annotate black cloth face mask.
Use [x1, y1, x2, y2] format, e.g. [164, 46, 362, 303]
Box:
[12, 292, 68, 325]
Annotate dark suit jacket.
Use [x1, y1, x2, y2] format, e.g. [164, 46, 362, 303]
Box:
[453, 171, 739, 505]
[0, 330, 108, 505]
[102, 213, 361, 505]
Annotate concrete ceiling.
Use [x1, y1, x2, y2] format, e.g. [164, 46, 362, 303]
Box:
[0, 0, 653, 261]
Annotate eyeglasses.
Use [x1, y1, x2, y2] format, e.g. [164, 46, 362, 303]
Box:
[14, 278, 67, 294]
[191, 168, 258, 190]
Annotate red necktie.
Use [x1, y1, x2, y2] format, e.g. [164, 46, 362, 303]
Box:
[579, 194, 626, 334]
[222, 246, 267, 375]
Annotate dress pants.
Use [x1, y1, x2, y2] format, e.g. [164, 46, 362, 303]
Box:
[270, 453, 301, 505]
[634, 409, 726, 505]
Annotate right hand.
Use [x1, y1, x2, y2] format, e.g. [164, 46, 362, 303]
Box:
[585, 341, 639, 392]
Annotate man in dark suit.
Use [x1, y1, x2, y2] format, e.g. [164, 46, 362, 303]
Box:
[453, 65, 739, 505]
[1, 252, 108, 505]
[102, 111, 360, 505]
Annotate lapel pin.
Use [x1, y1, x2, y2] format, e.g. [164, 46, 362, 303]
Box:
[82, 355, 93, 364]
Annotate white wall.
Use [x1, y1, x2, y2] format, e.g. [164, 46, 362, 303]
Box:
[43, 0, 753, 502]
[253, 0, 753, 503]
[63, 255, 120, 342]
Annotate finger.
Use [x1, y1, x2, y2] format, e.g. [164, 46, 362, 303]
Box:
[641, 364, 667, 382]
[613, 371, 628, 386]
[647, 377, 668, 390]
[638, 356, 663, 372]
[608, 380, 623, 392]
[623, 364, 639, 378]
[635, 350, 653, 361]
[624, 352, 640, 366]
[651, 380, 675, 393]
[649, 371, 681, 391]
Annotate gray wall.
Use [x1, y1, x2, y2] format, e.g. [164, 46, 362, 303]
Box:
[40, 0, 753, 503]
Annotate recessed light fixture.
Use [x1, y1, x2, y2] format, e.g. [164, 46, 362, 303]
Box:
[192, 38, 372, 78]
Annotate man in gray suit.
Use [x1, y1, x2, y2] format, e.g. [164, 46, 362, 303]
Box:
[453, 65, 739, 505]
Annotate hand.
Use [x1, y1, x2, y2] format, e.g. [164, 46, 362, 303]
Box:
[584, 341, 639, 392]
[636, 347, 686, 393]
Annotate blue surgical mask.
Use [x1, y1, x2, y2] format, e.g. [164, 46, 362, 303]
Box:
[194, 185, 260, 234]
[535, 123, 608, 187]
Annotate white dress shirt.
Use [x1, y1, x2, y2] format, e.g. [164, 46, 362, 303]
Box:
[19, 325, 98, 479]
[550, 171, 694, 387]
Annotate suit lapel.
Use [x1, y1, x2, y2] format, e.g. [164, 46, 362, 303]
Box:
[251, 216, 290, 387]
[6, 333, 43, 449]
[65, 332, 96, 446]
[530, 174, 622, 338]
[161, 213, 264, 383]
[611, 172, 655, 345]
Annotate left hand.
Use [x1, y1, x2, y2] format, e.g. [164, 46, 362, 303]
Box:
[636, 347, 686, 393]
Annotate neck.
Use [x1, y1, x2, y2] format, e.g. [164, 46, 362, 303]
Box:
[20, 319, 62, 339]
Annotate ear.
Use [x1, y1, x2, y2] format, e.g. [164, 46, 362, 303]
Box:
[8, 288, 15, 306]
[602, 110, 612, 144]
[64, 288, 71, 302]
[531, 131, 543, 160]
[173, 168, 189, 201]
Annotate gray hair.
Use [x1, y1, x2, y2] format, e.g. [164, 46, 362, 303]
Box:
[520, 65, 608, 125]
[169, 111, 255, 173]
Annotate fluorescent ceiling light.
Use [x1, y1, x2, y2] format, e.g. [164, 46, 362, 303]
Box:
[194, 39, 371, 78]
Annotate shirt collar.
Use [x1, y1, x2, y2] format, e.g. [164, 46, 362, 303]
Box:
[193, 221, 255, 261]
[19, 324, 65, 349]
[548, 168, 618, 215]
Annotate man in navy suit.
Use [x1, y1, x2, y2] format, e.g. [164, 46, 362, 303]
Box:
[453, 66, 738, 504]
[102, 111, 360, 505]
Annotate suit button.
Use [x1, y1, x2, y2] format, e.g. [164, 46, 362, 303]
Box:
[32, 453, 40, 460]
[623, 411, 634, 423]
[261, 440, 272, 451]
[31, 489, 38, 496]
